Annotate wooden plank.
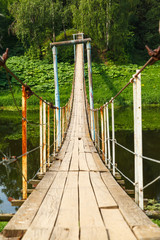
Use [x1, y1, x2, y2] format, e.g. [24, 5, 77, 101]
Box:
[90, 172, 117, 209]
[22, 171, 68, 240]
[70, 139, 79, 171]
[59, 152, 72, 171]
[92, 152, 108, 172]
[83, 138, 91, 153]
[133, 225, 160, 239]
[11, 200, 25, 207]
[86, 152, 98, 171]
[79, 152, 89, 171]
[66, 140, 74, 153]
[50, 172, 79, 240]
[0, 214, 14, 221]
[79, 172, 108, 240]
[3, 172, 57, 238]
[57, 140, 69, 160]
[78, 139, 85, 152]
[49, 159, 61, 171]
[101, 172, 153, 228]
[101, 209, 136, 240]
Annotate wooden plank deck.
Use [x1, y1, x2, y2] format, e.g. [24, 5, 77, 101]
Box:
[2, 44, 160, 240]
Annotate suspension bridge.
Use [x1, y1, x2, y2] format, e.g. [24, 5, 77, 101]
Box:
[0, 35, 160, 239]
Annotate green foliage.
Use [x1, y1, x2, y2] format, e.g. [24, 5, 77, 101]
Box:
[85, 62, 160, 107]
[0, 56, 74, 108]
[152, 219, 160, 227]
[0, 222, 7, 232]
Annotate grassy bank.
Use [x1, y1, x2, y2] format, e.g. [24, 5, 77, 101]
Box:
[0, 56, 160, 110]
[0, 222, 7, 232]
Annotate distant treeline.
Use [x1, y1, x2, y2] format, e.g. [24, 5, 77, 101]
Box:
[0, 0, 160, 63]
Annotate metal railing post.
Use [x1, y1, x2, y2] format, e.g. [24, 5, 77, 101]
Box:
[47, 105, 50, 168]
[106, 104, 111, 169]
[133, 70, 143, 209]
[111, 100, 115, 176]
[22, 85, 27, 200]
[100, 108, 105, 161]
[52, 46, 61, 148]
[40, 99, 43, 173]
[43, 102, 46, 173]
[86, 41, 95, 141]
[97, 110, 100, 152]
[73, 34, 76, 61]
[53, 108, 56, 155]
[104, 106, 108, 165]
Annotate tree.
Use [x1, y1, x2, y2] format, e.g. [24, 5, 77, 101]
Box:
[9, 0, 63, 57]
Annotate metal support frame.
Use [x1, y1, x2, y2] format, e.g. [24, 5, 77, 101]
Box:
[47, 105, 50, 168]
[100, 108, 105, 161]
[106, 105, 111, 169]
[104, 107, 108, 165]
[40, 99, 43, 173]
[87, 42, 95, 141]
[133, 70, 143, 210]
[52, 46, 61, 148]
[43, 102, 46, 173]
[22, 86, 27, 200]
[111, 100, 115, 176]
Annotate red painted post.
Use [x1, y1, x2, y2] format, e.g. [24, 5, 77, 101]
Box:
[22, 85, 27, 200]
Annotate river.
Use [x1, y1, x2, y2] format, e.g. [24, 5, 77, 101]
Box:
[0, 107, 159, 213]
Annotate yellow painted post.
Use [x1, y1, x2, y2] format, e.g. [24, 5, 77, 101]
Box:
[62, 108, 65, 141]
[22, 85, 27, 200]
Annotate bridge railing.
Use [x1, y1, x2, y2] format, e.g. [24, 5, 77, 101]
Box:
[0, 51, 75, 200]
[86, 46, 160, 210]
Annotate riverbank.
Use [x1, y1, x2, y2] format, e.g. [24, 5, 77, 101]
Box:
[0, 57, 160, 109]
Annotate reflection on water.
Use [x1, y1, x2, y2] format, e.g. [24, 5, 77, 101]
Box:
[0, 107, 160, 213]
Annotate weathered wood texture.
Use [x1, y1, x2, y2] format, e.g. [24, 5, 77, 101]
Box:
[2, 44, 160, 240]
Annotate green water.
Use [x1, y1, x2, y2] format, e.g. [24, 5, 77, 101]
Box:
[0, 107, 160, 213]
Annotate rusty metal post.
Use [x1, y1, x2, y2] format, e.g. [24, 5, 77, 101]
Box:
[97, 110, 100, 152]
[65, 105, 68, 131]
[62, 108, 65, 141]
[87, 41, 95, 141]
[94, 111, 97, 147]
[22, 85, 27, 200]
[47, 105, 50, 168]
[40, 99, 43, 173]
[43, 102, 46, 173]
[100, 108, 105, 161]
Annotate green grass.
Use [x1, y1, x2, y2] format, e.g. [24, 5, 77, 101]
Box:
[0, 222, 7, 232]
[87, 61, 160, 108]
[0, 56, 160, 110]
[152, 219, 160, 227]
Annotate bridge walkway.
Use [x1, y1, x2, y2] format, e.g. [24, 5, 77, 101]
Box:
[2, 44, 160, 240]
